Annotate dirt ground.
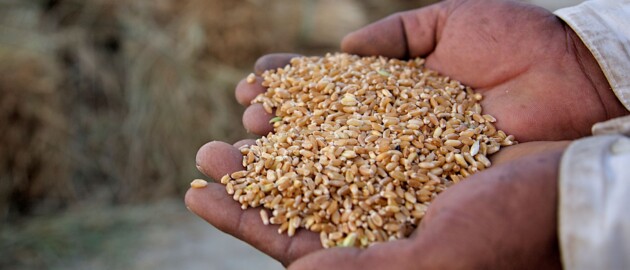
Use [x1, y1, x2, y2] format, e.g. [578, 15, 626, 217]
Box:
[1, 199, 282, 270]
[79, 200, 283, 270]
[126, 202, 283, 270]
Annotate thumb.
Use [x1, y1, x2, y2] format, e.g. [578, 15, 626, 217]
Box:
[341, 2, 448, 59]
[288, 240, 417, 270]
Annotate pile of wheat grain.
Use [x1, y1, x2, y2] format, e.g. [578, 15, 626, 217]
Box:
[215, 53, 514, 248]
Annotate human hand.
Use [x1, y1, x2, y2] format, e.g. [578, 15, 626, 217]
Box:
[287, 141, 566, 270]
[187, 140, 567, 269]
[236, 0, 627, 142]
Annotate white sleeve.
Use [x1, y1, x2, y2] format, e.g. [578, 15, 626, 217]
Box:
[554, 1, 630, 269]
[559, 132, 630, 270]
[559, 116, 630, 270]
[554, 0, 630, 110]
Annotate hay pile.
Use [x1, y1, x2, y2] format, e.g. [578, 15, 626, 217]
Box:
[0, 0, 438, 219]
[0, 1, 70, 219]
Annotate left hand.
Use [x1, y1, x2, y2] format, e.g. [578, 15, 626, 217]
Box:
[187, 141, 568, 269]
[236, 0, 629, 142]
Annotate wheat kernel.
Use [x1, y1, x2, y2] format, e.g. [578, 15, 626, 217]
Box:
[227, 53, 516, 249]
[190, 179, 208, 189]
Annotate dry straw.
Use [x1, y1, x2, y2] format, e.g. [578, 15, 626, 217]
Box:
[224, 53, 515, 248]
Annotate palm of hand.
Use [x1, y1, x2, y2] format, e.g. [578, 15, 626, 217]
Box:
[343, 0, 622, 142]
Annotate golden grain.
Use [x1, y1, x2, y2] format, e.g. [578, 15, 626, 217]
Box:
[190, 179, 208, 188]
[221, 53, 514, 248]
[246, 73, 256, 84]
[260, 209, 270, 225]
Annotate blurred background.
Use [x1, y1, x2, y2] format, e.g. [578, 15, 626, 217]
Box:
[0, 0, 583, 269]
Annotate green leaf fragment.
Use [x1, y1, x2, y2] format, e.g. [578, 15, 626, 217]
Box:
[244, 184, 256, 191]
[269, 116, 282, 123]
[359, 235, 369, 247]
[339, 233, 358, 247]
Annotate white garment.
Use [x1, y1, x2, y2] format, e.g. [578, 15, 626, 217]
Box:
[555, 0, 630, 110]
[554, 1, 630, 269]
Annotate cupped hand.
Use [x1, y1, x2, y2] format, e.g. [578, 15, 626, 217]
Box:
[287, 142, 567, 270]
[187, 139, 568, 269]
[237, 0, 627, 142]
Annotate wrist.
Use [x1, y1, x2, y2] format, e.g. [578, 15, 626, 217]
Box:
[565, 25, 629, 120]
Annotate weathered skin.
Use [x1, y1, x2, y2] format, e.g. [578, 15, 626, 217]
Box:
[187, 0, 628, 268]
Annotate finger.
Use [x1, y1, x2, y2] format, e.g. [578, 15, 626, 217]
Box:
[254, 53, 301, 75]
[185, 183, 322, 266]
[413, 148, 565, 269]
[243, 103, 274, 135]
[196, 141, 244, 181]
[236, 53, 301, 106]
[341, 3, 447, 59]
[490, 141, 570, 165]
[192, 141, 322, 265]
[233, 139, 258, 149]
[288, 240, 416, 270]
[235, 77, 266, 106]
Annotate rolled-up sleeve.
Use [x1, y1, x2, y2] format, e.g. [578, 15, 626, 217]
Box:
[554, 1, 630, 269]
[554, 0, 630, 110]
[559, 133, 630, 270]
